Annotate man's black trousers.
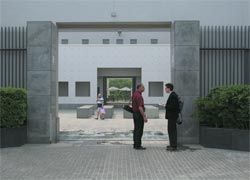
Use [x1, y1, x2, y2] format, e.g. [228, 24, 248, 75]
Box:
[168, 118, 177, 147]
[133, 112, 144, 147]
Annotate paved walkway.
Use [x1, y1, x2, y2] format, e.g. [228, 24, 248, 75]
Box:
[59, 109, 168, 141]
[1, 141, 250, 180]
[60, 109, 167, 133]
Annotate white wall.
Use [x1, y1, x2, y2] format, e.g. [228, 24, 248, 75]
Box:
[59, 44, 171, 105]
[59, 28, 171, 44]
[1, 0, 249, 26]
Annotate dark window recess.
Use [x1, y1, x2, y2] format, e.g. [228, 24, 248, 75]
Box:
[116, 39, 123, 44]
[130, 39, 137, 44]
[75, 82, 90, 97]
[82, 39, 89, 44]
[61, 39, 68, 44]
[59, 82, 69, 96]
[149, 82, 163, 97]
[103, 39, 110, 44]
[151, 39, 158, 44]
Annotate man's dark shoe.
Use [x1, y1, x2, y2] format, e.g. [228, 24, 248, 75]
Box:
[166, 146, 177, 151]
[134, 146, 146, 150]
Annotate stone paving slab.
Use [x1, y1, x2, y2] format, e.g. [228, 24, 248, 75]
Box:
[59, 130, 168, 141]
[1, 141, 250, 180]
[59, 109, 167, 134]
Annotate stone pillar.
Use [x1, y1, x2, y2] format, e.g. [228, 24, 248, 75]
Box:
[171, 21, 200, 144]
[27, 21, 58, 143]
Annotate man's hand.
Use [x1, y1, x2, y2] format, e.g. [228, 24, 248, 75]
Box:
[159, 103, 165, 106]
[139, 106, 147, 123]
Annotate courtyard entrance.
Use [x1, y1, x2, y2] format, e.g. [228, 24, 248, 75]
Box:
[24, 21, 200, 144]
[57, 23, 171, 141]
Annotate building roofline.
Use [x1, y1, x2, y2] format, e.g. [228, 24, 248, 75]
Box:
[56, 22, 172, 29]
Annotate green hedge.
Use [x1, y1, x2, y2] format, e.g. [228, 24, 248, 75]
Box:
[0, 87, 27, 128]
[195, 85, 250, 130]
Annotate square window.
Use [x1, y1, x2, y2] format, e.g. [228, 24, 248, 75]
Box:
[59, 82, 68, 96]
[149, 82, 163, 97]
[61, 39, 68, 44]
[75, 82, 90, 97]
[82, 39, 89, 44]
[103, 39, 110, 44]
[116, 39, 123, 44]
[151, 39, 158, 44]
[130, 39, 137, 44]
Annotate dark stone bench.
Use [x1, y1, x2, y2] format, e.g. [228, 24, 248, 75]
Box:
[77, 105, 94, 118]
[123, 105, 159, 119]
[103, 105, 114, 118]
[145, 105, 159, 118]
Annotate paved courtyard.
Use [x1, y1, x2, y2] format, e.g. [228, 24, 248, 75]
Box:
[1, 109, 249, 180]
[1, 141, 250, 180]
[59, 109, 168, 141]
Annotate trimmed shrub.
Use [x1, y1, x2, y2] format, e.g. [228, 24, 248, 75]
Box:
[195, 85, 250, 130]
[0, 87, 27, 128]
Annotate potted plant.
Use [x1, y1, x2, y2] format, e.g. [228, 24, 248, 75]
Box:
[0, 87, 27, 148]
[195, 85, 250, 151]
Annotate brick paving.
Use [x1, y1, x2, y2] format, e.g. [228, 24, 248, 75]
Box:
[1, 141, 250, 180]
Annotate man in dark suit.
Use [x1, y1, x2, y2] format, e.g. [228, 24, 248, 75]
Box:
[165, 83, 179, 151]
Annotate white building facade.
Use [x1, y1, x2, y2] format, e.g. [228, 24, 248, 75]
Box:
[58, 26, 171, 106]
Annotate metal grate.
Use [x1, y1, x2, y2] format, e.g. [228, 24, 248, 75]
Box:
[200, 26, 250, 97]
[0, 27, 27, 88]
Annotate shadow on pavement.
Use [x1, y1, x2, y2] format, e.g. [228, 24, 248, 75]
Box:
[177, 145, 202, 152]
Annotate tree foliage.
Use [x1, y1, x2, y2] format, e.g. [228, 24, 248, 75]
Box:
[108, 79, 132, 101]
[109, 78, 132, 89]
